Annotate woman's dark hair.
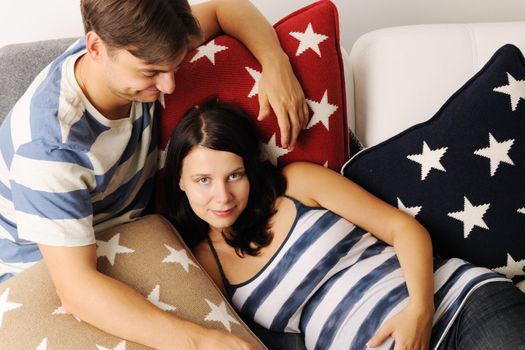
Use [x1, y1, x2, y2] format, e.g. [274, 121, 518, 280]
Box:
[164, 98, 287, 256]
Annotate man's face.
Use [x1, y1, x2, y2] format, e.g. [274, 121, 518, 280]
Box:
[101, 47, 185, 103]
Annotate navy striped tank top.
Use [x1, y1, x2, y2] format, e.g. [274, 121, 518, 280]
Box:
[208, 196, 507, 350]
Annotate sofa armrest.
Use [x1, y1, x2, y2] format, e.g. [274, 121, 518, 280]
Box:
[349, 21, 525, 147]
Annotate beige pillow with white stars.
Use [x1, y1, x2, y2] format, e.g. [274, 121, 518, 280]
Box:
[0, 214, 265, 349]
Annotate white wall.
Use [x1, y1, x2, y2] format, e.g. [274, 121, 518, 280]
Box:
[0, 0, 524, 52]
[0, 1, 83, 48]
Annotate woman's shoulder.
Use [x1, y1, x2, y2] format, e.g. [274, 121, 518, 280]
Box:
[281, 161, 322, 174]
[281, 161, 330, 207]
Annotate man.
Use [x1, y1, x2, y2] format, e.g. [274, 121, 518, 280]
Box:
[0, 0, 308, 348]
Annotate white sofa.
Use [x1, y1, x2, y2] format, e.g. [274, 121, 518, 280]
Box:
[348, 21, 525, 148]
[345, 21, 525, 292]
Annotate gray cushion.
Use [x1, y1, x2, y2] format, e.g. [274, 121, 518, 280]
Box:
[0, 38, 77, 125]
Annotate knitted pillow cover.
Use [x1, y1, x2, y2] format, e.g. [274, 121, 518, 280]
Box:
[0, 215, 264, 349]
[343, 44, 525, 285]
[159, 0, 348, 171]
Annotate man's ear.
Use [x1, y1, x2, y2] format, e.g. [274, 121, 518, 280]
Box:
[85, 31, 106, 61]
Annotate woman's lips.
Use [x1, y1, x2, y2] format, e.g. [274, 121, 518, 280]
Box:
[211, 208, 234, 217]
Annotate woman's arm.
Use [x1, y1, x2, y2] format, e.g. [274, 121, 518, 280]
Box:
[190, 0, 309, 150]
[283, 162, 434, 350]
[39, 244, 257, 350]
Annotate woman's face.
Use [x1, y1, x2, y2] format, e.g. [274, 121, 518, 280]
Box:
[178, 146, 250, 233]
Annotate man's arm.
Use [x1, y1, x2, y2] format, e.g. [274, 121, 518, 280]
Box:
[191, 0, 309, 150]
[39, 243, 258, 350]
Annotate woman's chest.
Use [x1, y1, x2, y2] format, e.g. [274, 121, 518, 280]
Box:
[219, 197, 299, 284]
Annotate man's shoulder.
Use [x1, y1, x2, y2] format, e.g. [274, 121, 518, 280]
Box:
[9, 39, 87, 127]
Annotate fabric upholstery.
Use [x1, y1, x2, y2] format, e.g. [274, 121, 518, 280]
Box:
[349, 22, 525, 147]
[0, 38, 76, 125]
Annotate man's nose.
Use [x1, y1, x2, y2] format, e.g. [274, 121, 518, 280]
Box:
[156, 72, 176, 94]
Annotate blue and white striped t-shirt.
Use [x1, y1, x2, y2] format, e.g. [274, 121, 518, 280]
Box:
[223, 196, 508, 350]
[0, 39, 159, 282]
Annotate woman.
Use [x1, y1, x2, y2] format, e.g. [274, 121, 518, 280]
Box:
[164, 99, 525, 350]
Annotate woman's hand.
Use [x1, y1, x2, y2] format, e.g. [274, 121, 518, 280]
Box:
[257, 53, 309, 150]
[366, 302, 433, 350]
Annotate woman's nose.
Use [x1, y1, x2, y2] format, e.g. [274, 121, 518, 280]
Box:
[213, 182, 232, 203]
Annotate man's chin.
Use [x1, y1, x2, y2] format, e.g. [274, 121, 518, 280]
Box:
[134, 92, 161, 103]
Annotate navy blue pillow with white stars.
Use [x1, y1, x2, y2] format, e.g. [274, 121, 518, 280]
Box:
[342, 44, 525, 284]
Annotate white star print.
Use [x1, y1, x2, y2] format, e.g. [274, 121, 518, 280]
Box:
[147, 285, 176, 312]
[474, 133, 515, 176]
[519, 207, 525, 215]
[261, 134, 290, 166]
[190, 40, 228, 65]
[397, 198, 422, 217]
[493, 253, 525, 280]
[407, 141, 448, 180]
[517, 280, 525, 293]
[162, 244, 199, 272]
[96, 340, 127, 350]
[0, 288, 22, 328]
[245, 67, 261, 98]
[493, 72, 525, 111]
[306, 90, 338, 130]
[96, 233, 135, 266]
[204, 299, 240, 332]
[52, 305, 81, 322]
[36, 338, 47, 350]
[447, 196, 490, 238]
[289, 23, 328, 57]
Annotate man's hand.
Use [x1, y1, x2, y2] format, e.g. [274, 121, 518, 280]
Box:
[190, 328, 262, 350]
[191, 0, 309, 150]
[258, 54, 309, 150]
[366, 302, 433, 350]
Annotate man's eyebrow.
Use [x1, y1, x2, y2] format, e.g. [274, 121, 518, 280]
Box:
[142, 62, 183, 73]
[142, 68, 170, 73]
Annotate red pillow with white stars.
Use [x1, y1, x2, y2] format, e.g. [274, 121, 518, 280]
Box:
[158, 0, 348, 170]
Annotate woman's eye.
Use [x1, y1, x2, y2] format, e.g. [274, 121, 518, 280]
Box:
[229, 172, 243, 180]
[198, 177, 209, 184]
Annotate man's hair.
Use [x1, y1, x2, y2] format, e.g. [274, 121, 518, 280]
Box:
[164, 98, 287, 256]
[81, 0, 202, 64]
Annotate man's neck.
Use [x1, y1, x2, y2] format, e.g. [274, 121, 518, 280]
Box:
[75, 54, 132, 120]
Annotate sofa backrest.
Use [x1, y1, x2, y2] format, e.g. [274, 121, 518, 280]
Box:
[349, 21, 525, 147]
[0, 38, 76, 125]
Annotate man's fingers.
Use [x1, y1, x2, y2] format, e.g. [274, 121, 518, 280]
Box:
[276, 113, 291, 149]
[257, 90, 271, 121]
[302, 100, 310, 129]
[287, 108, 303, 149]
[258, 81, 308, 149]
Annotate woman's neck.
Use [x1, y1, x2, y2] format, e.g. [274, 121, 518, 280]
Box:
[208, 226, 234, 242]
